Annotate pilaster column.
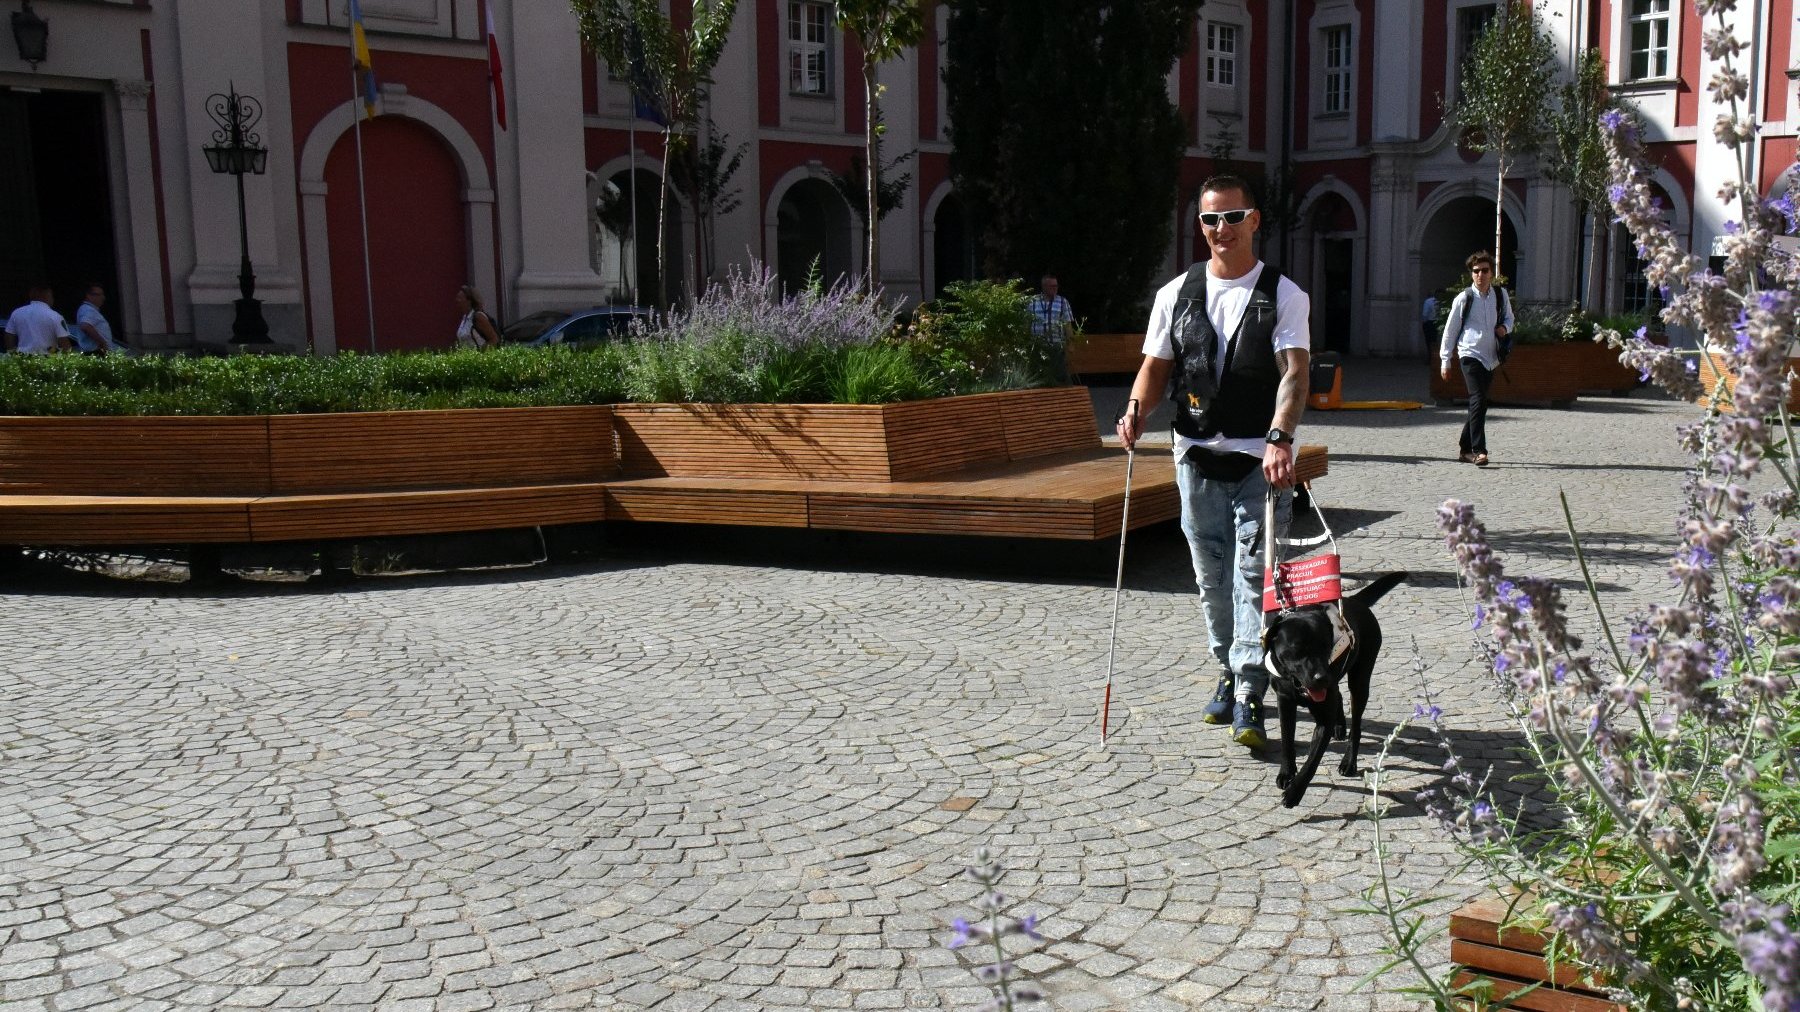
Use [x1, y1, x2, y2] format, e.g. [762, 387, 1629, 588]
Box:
[113, 79, 167, 342]
[506, 0, 604, 313]
[1366, 152, 1417, 356]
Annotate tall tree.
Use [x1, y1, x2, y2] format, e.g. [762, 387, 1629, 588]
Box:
[944, 0, 1203, 329]
[572, 0, 739, 307]
[1546, 48, 1618, 312]
[1453, 0, 1556, 283]
[832, 0, 926, 289]
[668, 123, 748, 283]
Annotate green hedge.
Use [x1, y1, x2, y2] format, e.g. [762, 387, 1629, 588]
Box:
[0, 347, 631, 416]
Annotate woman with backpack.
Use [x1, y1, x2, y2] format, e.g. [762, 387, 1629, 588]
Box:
[453, 285, 503, 350]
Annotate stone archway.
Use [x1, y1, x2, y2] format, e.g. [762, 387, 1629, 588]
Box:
[1417, 194, 1519, 301]
[297, 98, 494, 354]
[588, 155, 686, 309]
[772, 176, 855, 296]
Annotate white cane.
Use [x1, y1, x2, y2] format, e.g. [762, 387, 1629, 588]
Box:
[1100, 399, 1139, 744]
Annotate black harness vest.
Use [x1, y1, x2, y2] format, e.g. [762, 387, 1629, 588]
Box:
[1169, 263, 1285, 440]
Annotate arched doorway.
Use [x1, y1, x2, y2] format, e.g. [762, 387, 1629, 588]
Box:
[0, 88, 119, 337]
[932, 191, 976, 299]
[590, 167, 682, 308]
[775, 178, 853, 295]
[324, 118, 465, 352]
[1310, 193, 1357, 354]
[1419, 195, 1518, 301]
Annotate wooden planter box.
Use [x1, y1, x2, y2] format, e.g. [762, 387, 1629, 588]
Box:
[0, 405, 617, 497]
[1696, 353, 1800, 414]
[1451, 899, 1624, 1011]
[0, 406, 618, 544]
[1430, 345, 1585, 407]
[611, 386, 1099, 481]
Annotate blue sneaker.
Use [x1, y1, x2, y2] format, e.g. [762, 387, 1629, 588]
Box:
[1201, 673, 1234, 724]
[1231, 700, 1266, 748]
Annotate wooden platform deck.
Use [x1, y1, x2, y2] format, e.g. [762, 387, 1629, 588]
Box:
[604, 445, 1327, 541]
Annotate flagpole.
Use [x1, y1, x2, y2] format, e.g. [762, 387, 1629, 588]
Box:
[629, 114, 639, 306]
[350, 70, 377, 353]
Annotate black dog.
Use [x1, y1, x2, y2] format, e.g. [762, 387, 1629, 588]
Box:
[1265, 571, 1406, 809]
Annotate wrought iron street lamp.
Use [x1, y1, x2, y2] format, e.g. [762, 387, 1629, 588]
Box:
[11, 0, 46, 68]
[202, 84, 271, 343]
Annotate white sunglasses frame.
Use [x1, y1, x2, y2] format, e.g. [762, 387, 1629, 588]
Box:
[1198, 208, 1256, 228]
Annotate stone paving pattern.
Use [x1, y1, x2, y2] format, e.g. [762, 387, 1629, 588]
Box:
[1, 360, 1695, 1010]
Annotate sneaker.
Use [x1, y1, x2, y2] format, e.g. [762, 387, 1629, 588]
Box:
[1231, 700, 1266, 748]
[1201, 673, 1234, 724]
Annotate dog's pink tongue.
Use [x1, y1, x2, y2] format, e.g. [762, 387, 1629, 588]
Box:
[1306, 687, 1328, 703]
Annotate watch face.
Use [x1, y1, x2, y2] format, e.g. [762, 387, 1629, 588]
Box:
[1267, 428, 1286, 443]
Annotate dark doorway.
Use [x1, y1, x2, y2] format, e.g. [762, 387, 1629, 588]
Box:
[0, 88, 118, 333]
[1321, 237, 1353, 353]
[933, 192, 976, 299]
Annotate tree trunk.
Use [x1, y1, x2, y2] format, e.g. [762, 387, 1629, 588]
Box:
[658, 128, 673, 309]
[1494, 155, 1507, 284]
[1585, 206, 1603, 314]
[864, 57, 880, 291]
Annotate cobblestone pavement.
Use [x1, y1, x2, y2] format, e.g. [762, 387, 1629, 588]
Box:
[2, 359, 1696, 1011]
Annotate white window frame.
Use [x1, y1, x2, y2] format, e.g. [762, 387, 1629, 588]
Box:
[788, 0, 833, 98]
[1626, 0, 1672, 81]
[1321, 25, 1352, 115]
[1206, 23, 1239, 88]
[1450, 2, 1497, 104]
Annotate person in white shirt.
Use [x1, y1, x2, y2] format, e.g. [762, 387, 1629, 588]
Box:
[1116, 175, 1313, 750]
[1438, 251, 1515, 467]
[3, 284, 72, 354]
[74, 283, 123, 355]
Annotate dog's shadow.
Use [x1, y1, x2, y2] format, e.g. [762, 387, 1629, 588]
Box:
[1284, 719, 1556, 829]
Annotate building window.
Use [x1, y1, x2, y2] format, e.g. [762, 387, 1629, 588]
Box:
[1617, 225, 1659, 315]
[1458, 4, 1496, 61]
[1322, 26, 1352, 114]
[788, 1, 832, 96]
[1206, 23, 1238, 87]
[1627, 0, 1672, 80]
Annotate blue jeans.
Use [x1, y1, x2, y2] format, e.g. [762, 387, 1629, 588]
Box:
[1177, 457, 1292, 703]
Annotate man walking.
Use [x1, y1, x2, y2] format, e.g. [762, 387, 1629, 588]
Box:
[73, 283, 123, 355]
[1116, 175, 1312, 748]
[1439, 251, 1513, 467]
[3, 284, 72, 354]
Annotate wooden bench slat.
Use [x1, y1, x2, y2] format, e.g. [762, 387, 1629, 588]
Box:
[1449, 971, 1624, 1012]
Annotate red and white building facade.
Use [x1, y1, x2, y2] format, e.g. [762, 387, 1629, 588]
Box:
[0, 0, 1788, 354]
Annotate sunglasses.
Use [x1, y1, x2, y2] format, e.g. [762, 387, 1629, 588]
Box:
[1471, 267, 1492, 275]
[1198, 208, 1254, 228]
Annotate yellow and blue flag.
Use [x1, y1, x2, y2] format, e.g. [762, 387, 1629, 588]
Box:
[349, 0, 379, 119]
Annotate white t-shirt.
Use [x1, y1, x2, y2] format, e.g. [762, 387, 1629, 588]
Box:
[4, 301, 70, 354]
[1142, 262, 1311, 459]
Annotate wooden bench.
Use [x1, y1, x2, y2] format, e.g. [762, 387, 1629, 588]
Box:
[0, 390, 1327, 550]
[1067, 333, 1146, 377]
[1450, 899, 1624, 1011]
[604, 443, 1327, 540]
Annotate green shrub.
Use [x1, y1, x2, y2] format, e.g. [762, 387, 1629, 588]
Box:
[893, 279, 1048, 395]
[825, 344, 943, 404]
[0, 346, 630, 416]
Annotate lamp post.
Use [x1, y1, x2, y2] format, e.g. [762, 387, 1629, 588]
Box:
[11, 0, 47, 68]
[202, 84, 271, 343]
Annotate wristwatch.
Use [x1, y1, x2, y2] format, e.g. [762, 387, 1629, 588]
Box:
[1266, 427, 1293, 445]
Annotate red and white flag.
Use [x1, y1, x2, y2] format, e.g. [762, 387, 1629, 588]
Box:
[485, 5, 507, 131]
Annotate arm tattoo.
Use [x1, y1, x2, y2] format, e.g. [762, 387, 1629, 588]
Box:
[1272, 348, 1310, 433]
